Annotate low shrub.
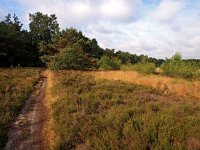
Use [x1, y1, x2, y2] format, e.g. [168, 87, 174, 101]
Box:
[161, 52, 200, 79]
[121, 62, 156, 74]
[49, 47, 97, 70]
[98, 56, 121, 70]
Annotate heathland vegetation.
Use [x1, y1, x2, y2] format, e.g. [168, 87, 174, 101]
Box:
[0, 12, 200, 149]
[0, 68, 41, 147]
[47, 71, 200, 149]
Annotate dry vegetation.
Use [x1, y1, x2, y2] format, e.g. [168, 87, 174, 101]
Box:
[0, 68, 41, 148]
[1, 69, 200, 149]
[47, 70, 200, 149]
[42, 70, 58, 149]
[92, 71, 200, 99]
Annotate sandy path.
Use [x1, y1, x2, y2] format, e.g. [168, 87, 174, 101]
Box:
[4, 78, 48, 150]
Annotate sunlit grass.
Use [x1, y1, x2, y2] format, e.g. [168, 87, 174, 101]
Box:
[42, 70, 58, 149]
[48, 71, 200, 149]
[92, 71, 200, 99]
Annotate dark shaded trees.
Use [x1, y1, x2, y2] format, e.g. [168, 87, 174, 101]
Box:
[103, 48, 115, 58]
[115, 51, 131, 64]
[52, 28, 103, 58]
[0, 14, 41, 67]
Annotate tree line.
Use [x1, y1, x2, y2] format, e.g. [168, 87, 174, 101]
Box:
[0, 12, 164, 69]
[0, 12, 199, 78]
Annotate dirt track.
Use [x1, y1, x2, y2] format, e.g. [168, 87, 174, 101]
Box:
[4, 78, 47, 150]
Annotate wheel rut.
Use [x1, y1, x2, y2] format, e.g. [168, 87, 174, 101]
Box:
[4, 78, 48, 150]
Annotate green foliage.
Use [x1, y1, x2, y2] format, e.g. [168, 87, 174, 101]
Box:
[28, 12, 60, 66]
[0, 14, 41, 67]
[114, 51, 164, 67]
[1, 11, 199, 76]
[49, 47, 97, 70]
[0, 68, 41, 148]
[115, 51, 132, 64]
[122, 62, 156, 74]
[103, 48, 115, 58]
[98, 56, 122, 70]
[54, 28, 103, 58]
[162, 52, 200, 78]
[29, 12, 60, 45]
[0, 12, 167, 70]
[40, 28, 103, 68]
[51, 71, 200, 149]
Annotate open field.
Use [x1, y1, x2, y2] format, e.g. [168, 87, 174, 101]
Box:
[1, 3, 200, 149]
[47, 70, 200, 149]
[92, 71, 200, 99]
[1, 69, 200, 149]
[0, 68, 41, 148]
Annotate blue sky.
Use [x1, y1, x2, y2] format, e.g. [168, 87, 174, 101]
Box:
[0, 0, 200, 59]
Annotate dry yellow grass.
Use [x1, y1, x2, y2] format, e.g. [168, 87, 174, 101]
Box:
[42, 70, 58, 149]
[91, 71, 200, 99]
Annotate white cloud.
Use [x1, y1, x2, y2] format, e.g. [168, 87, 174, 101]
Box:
[17, 0, 142, 28]
[99, 0, 140, 20]
[152, 0, 185, 22]
[1, 0, 200, 59]
[84, 11, 200, 59]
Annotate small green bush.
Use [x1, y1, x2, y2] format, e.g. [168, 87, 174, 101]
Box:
[98, 56, 121, 70]
[121, 62, 156, 74]
[49, 47, 97, 70]
[161, 52, 200, 78]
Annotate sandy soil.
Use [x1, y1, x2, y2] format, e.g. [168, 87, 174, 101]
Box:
[4, 78, 48, 150]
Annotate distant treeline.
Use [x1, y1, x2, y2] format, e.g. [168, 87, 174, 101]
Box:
[184, 59, 200, 64]
[0, 12, 200, 79]
[0, 12, 164, 68]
